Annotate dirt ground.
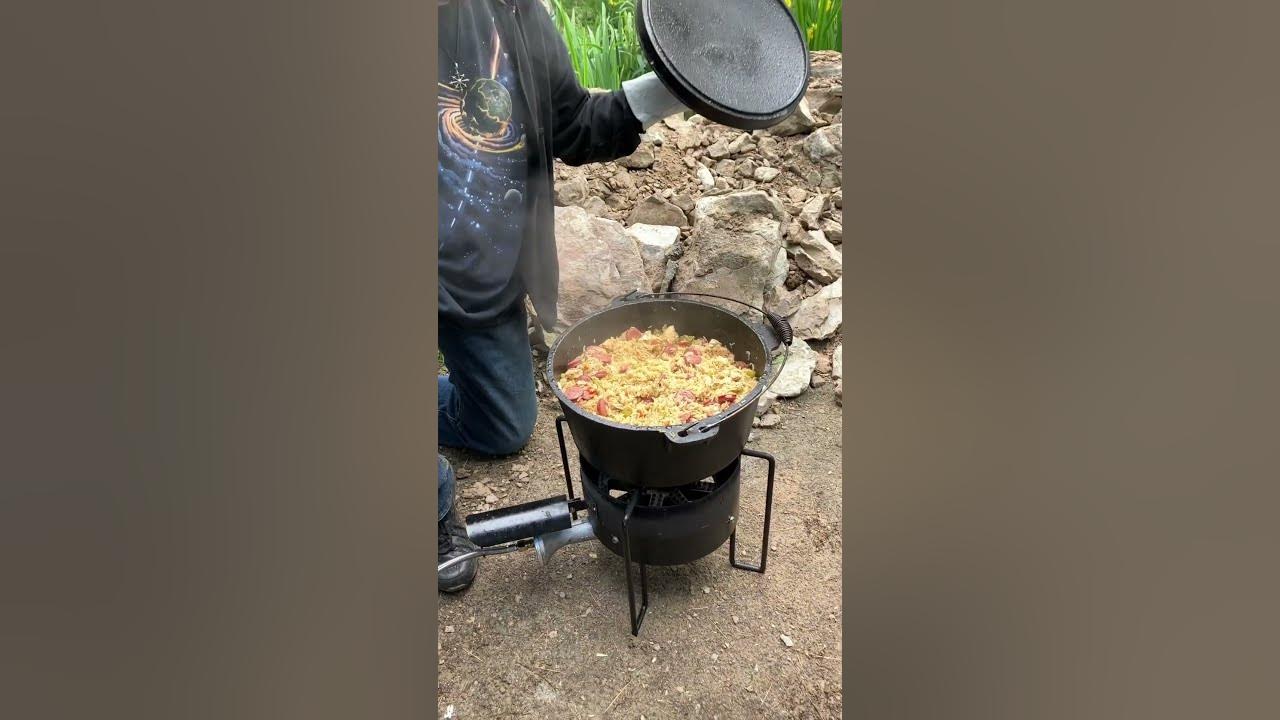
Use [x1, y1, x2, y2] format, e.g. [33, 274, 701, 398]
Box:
[438, 364, 843, 719]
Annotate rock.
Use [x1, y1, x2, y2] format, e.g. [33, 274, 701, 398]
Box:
[726, 132, 755, 155]
[688, 114, 709, 125]
[799, 194, 826, 229]
[604, 193, 629, 210]
[819, 217, 843, 244]
[786, 187, 810, 204]
[769, 248, 789, 292]
[810, 51, 843, 78]
[757, 393, 776, 416]
[754, 166, 781, 182]
[580, 196, 608, 216]
[768, 98, 817, 137]
[555, 177, 588, 206]
[683, 156, 698, 169]
[627, 195, 688, 228]
[610, 170, 636, 192]
[675, 126, 703, 150]
[820, 168, 842, 189]
[831, 188, 843, 209]
[771, 284, 805, 318]
[461, 482, 490, 500]
[713, 158, 736, 176]
[644, 129, 666, 146]
[696, 165, 715, 188]
[671, 193, 696, 214]
[707, 138, 731, 159]
[811, 373, 828, 388]
[672, 191, 787, 310]
[757, 413, 782, 428]
[791, 230, 842, 285]
[553, 206, 647, 328]
[808, 84, 843, 115]
[736, 159, 758, 178]
[805, 123, 842, 164]
[770, 338, 818, 398]
[780, 634, 795, 648]
[618, 144, 656, 170]
[784, 264, 806, 291]
[790, 278, 842, 340]
[815, 354, 832, 376]
[835, 378, 843, 405]
[625, 223, 681, 292]
[832, 344, 842, 380]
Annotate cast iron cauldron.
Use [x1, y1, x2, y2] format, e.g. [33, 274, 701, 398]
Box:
[547, 291, 791, 489]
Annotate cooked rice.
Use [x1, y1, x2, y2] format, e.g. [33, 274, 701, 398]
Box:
[557, 325, 758, 427]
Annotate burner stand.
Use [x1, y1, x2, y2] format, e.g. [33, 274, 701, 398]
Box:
[554, 417, 776, 635]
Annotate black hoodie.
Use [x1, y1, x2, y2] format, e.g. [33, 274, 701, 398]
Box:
[437, 0, 644, 330]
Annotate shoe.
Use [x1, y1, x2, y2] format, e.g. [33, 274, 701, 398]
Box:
[438, 508, 478, 593]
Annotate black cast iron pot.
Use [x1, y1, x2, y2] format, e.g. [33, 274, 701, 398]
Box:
[547, 292, 791, 489]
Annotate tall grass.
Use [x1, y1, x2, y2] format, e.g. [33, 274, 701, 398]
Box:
[550, 0, 842, 90]
[785, 0, 843, 52]
[549, 0, 649, 91]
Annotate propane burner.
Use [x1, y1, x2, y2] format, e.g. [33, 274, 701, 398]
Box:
[438, 415, 776, 637]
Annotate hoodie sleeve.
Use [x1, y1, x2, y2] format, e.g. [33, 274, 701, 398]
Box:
[524, 1, 644, 166]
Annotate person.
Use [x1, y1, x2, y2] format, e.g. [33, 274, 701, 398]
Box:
[436, 0, 686, 593]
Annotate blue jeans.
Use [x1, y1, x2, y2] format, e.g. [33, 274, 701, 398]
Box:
[437, 303, 538, 521]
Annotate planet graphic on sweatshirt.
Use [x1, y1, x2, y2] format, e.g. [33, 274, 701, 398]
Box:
[460, 78, 512, 135]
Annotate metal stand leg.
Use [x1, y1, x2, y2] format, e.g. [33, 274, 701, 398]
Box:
[729, 448, 776, 574]
[554, 416, 578, 520]
[621, 491, 649, 636]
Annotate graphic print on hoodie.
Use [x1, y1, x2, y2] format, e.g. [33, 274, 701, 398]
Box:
[437, 1, 529, 323]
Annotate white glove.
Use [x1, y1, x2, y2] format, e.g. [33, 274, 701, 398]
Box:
[622, 72, 687, 129]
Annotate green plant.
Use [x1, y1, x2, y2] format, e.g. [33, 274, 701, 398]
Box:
[549, 0, 649, 91]
[785, 0, 843, 52]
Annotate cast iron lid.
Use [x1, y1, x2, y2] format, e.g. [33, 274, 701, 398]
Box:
[637, 0, 811, 130]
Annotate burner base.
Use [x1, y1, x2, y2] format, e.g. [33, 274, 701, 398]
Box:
[580, 456, 741, 567]
[554, 417, 776, 636]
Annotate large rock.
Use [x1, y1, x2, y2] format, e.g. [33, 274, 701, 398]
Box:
[627, 195, 688, 228]
[768, 98, 817, 137]
[809, 51, 843, 79]
[672, 191, 787, 310]
[799, 193, 826, 229]
[819, 216, 843, 244]
[791, 230, 843, 285]
[807, 84, 843, 115]
[790, 277, 842, 340]
[554, 206, 647, 328]
[805, 123, 842, 164]
[580, 196, 609, 216]
[625, 223, 680, 292]
[768, 338, 818, 398]
[555, 176, 589, 206]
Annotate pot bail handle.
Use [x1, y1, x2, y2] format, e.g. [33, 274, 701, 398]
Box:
[615, 290, 794, 348]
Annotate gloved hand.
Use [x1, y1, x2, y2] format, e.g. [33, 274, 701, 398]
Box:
[622, 72, 687, 129]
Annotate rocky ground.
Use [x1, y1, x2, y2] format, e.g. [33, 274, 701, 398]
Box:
[438, 52, 844, 719]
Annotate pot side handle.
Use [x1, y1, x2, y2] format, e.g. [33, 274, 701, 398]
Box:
[663, 422, 721, 446]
